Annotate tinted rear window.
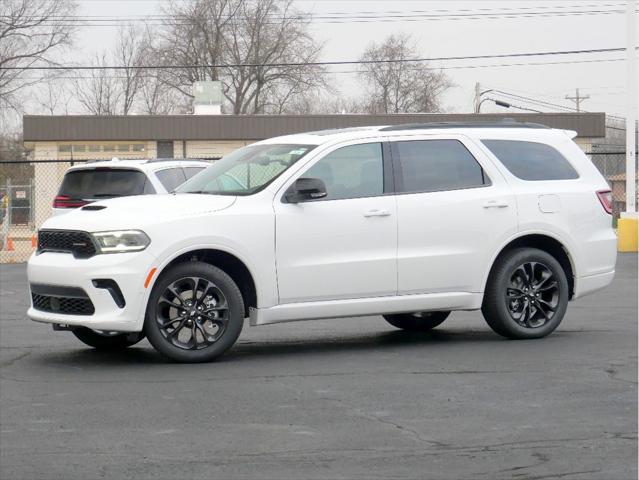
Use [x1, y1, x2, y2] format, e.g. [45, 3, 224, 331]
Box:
[482, 140, 579, 181]
[394, 139, 488, 193]
[59, 169, 148, 199]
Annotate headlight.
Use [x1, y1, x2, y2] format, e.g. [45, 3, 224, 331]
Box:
[92, 230, 150, 253]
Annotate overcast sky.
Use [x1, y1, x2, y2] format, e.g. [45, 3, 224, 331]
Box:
[66, 0, 638, 117]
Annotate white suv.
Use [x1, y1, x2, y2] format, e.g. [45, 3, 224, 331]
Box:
[52, 158, 211, 214]
[27, 122, 617, 362]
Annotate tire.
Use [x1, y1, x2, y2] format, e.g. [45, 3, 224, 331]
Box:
[482, 247, 569, 339]
[144, 261, 244, 363]
[383, 311, 450, 331]
[72, 328, 145, 350]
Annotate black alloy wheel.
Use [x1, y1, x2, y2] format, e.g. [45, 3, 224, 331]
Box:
[145, 262, 244, 362]
[482, 247, 569, 339]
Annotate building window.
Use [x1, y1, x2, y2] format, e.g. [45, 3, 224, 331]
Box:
[117, 144, 130, 152]
[132, 144, 145, 152]
[59, 144, 72, 153]
[103, 145, 115, 152]
[89, 145, 101, 152]
[74, 145, 86, 152]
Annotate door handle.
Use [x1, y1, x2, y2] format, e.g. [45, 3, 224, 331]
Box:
[483, 200, 509, 209]
[363, 209, 392, 217]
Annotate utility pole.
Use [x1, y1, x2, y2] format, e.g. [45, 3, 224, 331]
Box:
[565, 88, 590, 112]
[474, 82, 481, 113]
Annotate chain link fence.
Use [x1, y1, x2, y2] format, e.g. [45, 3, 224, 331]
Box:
[587, 151, 639, 217]
[1, 152, 637, 263]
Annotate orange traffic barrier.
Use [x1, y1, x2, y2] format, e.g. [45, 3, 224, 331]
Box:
[5, 236, 14, 251]
[31, 234, 37, 248]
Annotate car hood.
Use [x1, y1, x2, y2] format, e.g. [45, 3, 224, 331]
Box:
[41, 193, 236, 232]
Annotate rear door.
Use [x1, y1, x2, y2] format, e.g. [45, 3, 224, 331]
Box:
[391, 134, 517, 294]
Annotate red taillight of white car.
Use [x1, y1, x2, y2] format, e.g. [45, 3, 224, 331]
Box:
[53, 195, 89, 209]
[596, 190, 613, 215]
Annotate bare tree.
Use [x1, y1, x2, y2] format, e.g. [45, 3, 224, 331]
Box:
[34, 75, 72, 115]
[149, 0, 326, 114]
[358, 33, 451, 114]
[73, 25, 146, 115]
[74, 53, 121, 115]
[139, 75, 190, 114]
[150, 0, 241, 99]
[0, 0, 77, 114]
[114, 25, 145, 115]
[222, 0, 326, 114]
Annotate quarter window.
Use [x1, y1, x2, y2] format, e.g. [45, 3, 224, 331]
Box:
[156, 168, 187, 192]
[394, 139, 488, 193]
[184, 167, 206, 180]
[482, 140, 579, 181]
[304, 143, 384, 200]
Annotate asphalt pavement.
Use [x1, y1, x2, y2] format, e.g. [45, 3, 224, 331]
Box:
[1, 255, 637, 479]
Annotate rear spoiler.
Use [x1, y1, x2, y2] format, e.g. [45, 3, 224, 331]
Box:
[563, 130, 578, 139]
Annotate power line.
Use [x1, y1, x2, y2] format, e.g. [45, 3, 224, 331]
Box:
[14, 57, 630, 81]
[9, 10, 638, 26]
[3, 47, 630, 71]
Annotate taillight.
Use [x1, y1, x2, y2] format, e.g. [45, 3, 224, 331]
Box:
[596, 190, 613, 215]
[53, 195, 89, 209]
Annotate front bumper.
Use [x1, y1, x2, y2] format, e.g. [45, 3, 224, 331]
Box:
[26, 250, 156, 332]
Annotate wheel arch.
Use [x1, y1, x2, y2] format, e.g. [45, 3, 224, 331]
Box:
[151, 248, 258, 318]
[484, 233, 576, 299]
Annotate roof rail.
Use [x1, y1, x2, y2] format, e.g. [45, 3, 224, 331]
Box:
[144, 157, 214, 163]
[378, 120, 550, 132]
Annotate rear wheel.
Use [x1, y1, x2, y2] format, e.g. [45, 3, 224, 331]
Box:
[72, 328, 144, 350]
[383, 311, 450, 331]
[482, 247, 569, 339]
[144, 261, 244, 363]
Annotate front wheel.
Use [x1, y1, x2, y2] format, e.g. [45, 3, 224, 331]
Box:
[482, 247, 569, 339]
[72, 328, 145, 350]
[383, 311, 450, 331]
[144, 261, 245, 363]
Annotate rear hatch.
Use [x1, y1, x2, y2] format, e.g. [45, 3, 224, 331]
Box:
[54, 167, 152, 210]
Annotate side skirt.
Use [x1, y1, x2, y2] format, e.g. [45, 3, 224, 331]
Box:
[249, 292, 482, 326]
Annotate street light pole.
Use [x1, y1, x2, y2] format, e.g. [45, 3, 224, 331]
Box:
[625, 0, 637, 214]
[619, 0, 638, 252]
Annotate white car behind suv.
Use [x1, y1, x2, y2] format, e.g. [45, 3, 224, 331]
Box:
[27, 122, 617, 362]
[52, 158, 211, 214]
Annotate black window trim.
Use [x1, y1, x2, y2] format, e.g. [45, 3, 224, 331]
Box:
[389, 138, 492, 196]
[283, 140, 395, 203]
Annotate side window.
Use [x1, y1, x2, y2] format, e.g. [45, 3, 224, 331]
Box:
[303, 143, 384, 200]
[482, 140, 579, 181]
[143, 178, 156, 194]
[184, 167, 206, 180]
[155, 168, 187, 192]
[394, 139, 488, 193]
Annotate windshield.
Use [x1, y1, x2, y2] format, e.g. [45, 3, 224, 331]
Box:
[176, 144, 315, 195]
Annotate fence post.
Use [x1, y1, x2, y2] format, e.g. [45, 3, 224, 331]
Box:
[1, 178, 11, 251]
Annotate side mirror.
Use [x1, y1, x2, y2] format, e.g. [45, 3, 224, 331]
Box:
[284, 177, 327, 203]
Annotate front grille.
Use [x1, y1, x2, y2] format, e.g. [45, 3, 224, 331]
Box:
[38, 230, 97, 258]
[31, 293, 95, 316]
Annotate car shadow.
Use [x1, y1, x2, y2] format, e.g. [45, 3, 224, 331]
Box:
[26, 327, 518, 368]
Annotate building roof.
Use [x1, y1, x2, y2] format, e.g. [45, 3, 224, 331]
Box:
[23, 112, 606, 142]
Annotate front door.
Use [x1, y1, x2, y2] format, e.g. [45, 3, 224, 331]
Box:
[274, 142, 397, 304]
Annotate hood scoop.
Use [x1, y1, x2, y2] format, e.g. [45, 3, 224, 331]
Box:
[82, 205, 107, 211]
